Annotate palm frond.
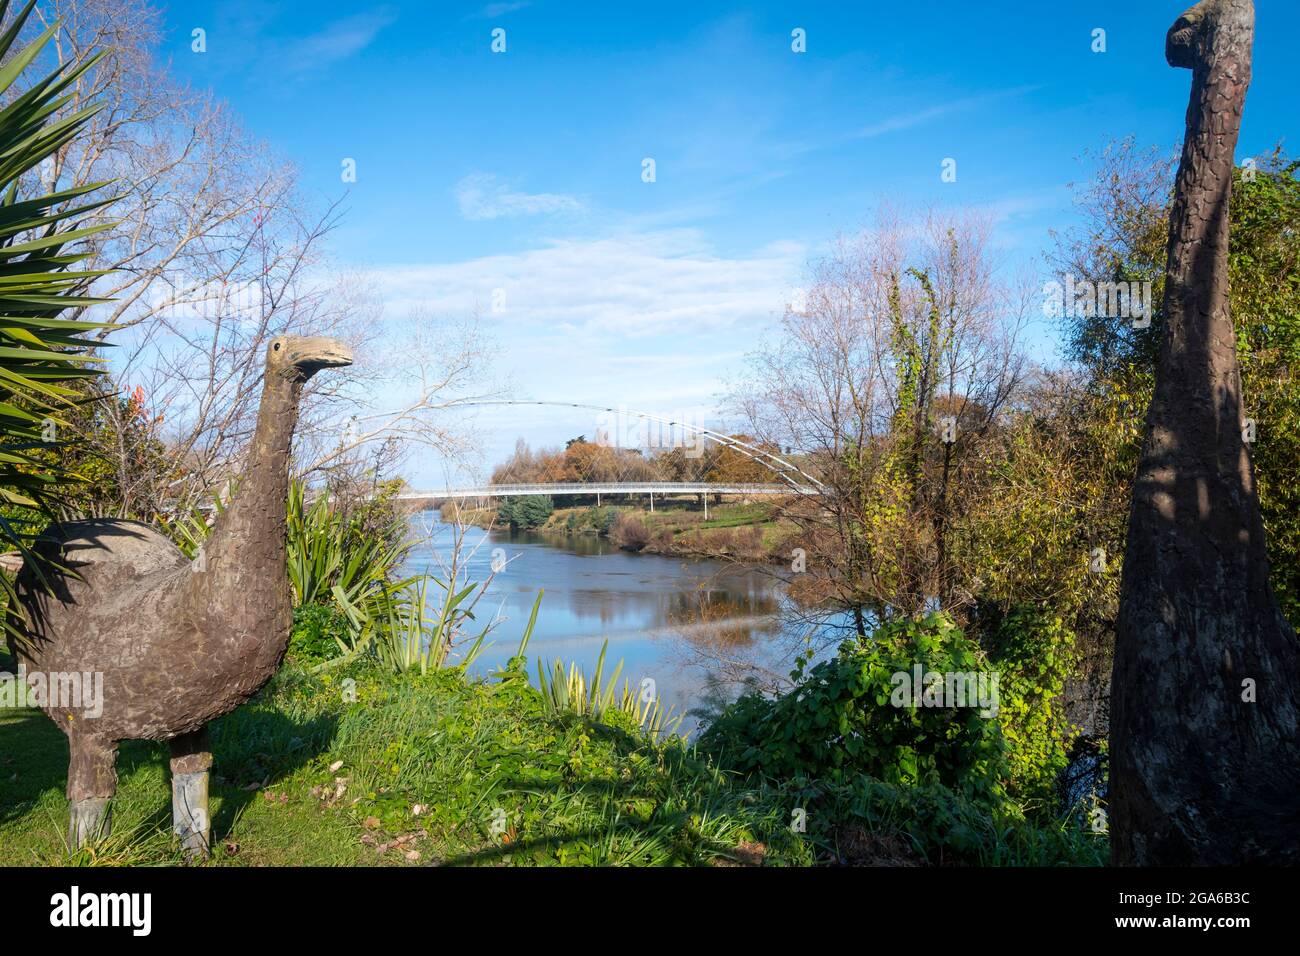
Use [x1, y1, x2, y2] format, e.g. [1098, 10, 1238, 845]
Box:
[0, 2, 117, 644]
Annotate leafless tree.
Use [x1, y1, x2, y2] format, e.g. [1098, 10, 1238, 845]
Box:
[24, 0, 496, 517]
[726, 206, 1032, 644]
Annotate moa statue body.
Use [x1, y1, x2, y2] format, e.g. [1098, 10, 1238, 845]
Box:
[1111, 0, 1300, 863]
[7, 335, 352, 854]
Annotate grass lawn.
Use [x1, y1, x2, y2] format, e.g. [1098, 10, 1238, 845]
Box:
[0, 656, 1105, 867]
[1, 674, 370, 866]
[0, 661, 809, 866]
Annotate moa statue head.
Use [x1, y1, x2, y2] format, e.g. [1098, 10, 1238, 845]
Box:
[1166, 0, 1253, 71]
[266, 335, 353, 380]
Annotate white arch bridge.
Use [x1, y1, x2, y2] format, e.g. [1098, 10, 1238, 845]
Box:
[397, 482, 818, 518]
[365, 399, 829, 518]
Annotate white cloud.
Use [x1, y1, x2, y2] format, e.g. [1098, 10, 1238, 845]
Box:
[856, 104, 953, 139]
[282, 9, 397, 74]
[476, 2, 531, 17]
[365, 229, 804, 482]
[454, 173, 586, 221]
[369, 229, 803, 338]
[853, 85, 1041, 140]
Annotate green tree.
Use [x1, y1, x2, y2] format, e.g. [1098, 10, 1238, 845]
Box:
[498, 495, 554, 530]
[1055, 143, 1300, 625]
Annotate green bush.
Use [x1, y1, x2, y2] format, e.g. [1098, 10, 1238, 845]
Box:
[498, 495, 554, 529]
[290, 603, 352, 665]
[597, 506, 619, 534]
[980, 606, 1079, 804]
[699, 613, 1006, 802]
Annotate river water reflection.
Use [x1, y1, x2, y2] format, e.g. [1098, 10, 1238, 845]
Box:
[403, 511, 798, 731]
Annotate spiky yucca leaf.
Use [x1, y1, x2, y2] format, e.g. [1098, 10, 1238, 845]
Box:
[0, 0, 118, 638]
[535, 639, 686, 740]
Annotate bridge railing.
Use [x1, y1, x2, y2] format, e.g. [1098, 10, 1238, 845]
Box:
[397, 482, 819, 500]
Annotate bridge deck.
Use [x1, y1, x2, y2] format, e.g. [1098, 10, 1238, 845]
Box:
[397, 482, 816, 500]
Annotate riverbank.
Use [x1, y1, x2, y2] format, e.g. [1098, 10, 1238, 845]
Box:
[444, 499, 799, 562]
[0, 655, 1105, 866]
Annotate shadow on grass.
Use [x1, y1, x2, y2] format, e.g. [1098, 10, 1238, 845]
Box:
[206, 704, 340, 843]
[433, 720, 772, 867]
[0, 689, 339, 853]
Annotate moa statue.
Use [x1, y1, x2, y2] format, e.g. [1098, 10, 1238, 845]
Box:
[1111, 0, 1300, 863]
[8, 335, 352, 856]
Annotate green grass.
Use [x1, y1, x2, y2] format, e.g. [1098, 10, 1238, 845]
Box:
[0, 668, 366, 866]
[0, 659, 1105, 866]
[0, 661, 807, 866]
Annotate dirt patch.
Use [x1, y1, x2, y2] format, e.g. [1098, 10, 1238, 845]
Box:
[711, 840, 767, 866]
[830, 826, 923, 866]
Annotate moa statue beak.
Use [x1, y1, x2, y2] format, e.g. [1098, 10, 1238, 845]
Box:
[281, 336, 354, 373]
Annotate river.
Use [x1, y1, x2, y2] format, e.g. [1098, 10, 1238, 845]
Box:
[403, 511, 798, 732]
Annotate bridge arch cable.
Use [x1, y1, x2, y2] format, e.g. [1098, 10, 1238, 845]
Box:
[447, 399, 826, 493]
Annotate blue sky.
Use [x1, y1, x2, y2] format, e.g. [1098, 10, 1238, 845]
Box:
[161, 1, 1299, 484]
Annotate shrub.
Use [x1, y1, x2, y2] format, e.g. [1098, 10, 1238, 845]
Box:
[284, 482, 419, 657]
[498, 495, 554, 529]
[609, 513, 650, 551]
[979, 606, 1080, 804]
[290, 603, 352, 664]
[699, 613, 1007, 803]
[597, 506, 619, 534]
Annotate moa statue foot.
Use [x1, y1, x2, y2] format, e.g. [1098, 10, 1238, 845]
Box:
[68, 798, 112, 848]
[171, 770, 210, 858]
[170, 728, 212, 859]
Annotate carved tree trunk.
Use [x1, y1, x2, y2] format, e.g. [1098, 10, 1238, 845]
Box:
[1110, 0, 1300, 864]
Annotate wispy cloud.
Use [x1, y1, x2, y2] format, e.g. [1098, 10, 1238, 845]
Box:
[853, 85, 1041, 139]
[475, 1, 532, 17]
[455, 173, 586, 221]
[282, 9, 398, 74]
[368, 228, 803, 482]
[369, 228, 802, 338]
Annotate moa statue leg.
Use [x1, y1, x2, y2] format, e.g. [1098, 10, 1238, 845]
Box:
[169, 727, 213, 859]
[67, 733, 118, 849]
